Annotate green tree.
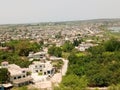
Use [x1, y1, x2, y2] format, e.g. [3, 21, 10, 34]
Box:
[54, 47, 62, 57]
[65, 39, 120, 87]
[62, 41, 74, 52]
[73, 39, 82, 46]
[61, 75, 88, 89]
[48, 46, 62, 57]
[0, 68, 10, 84]
[104, 38, 120, 52]
[48, 46, 55, 55]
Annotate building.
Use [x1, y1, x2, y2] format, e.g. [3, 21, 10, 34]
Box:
[29, 61, 55, 76]
[0, 83, 13, 90]
[50, 56, 62, 61]
[1, 62, 33, 87]
[28, 51, 46, 61]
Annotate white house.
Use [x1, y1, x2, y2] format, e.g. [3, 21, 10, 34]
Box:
[76, 42, 95, 52]
[28, 51, 46, 61]
[29, 61, 55, 76]
[50, 56, 62, 61]
[1, 62, 33, 87]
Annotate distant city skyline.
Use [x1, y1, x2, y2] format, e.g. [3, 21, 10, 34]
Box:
[0, 0, 120, 24]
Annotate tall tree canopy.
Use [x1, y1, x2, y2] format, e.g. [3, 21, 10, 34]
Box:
[0, 68, 10, 84]
[63, 39, 120, 88]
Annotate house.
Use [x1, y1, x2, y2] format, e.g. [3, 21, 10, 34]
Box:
[79, 46, 86, 52]
[29, 61, 55, 76]
[76, 42, 95, 52]
[0, 83, 13, 90]
[1, 62, 33, 87]
[28, 51, 46, 61]
[50, 56, 62, 61]
[0, 46, 9, 51]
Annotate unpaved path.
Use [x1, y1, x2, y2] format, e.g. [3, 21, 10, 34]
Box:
[62, 59, 68, 76]
[51, 59, 68, 84]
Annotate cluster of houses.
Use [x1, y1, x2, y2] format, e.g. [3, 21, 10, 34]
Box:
[28, 51, 47, 61]
[1, 61, 32, 87]
[0, 22, 105, 47]
[0, 20, 119, 89]
[75, 40, 98, 52]
[0, 58, 55, 88]
[0, 39, 97, 89]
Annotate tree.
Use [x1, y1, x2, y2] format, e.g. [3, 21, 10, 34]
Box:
[104, 38, 120, 52]
[0, 68, 10, 84]
[62, 41, 74, 52]
[65, 39, 120, 87]
[73, 39, 82, 46]
[48, 46, 62, 57]
[88, 45, 105, 55]
[6, 40, 42, 56]
[61, 75, 88, 89]
[54, 47, 62, 57]
[48, 46, 55, 56]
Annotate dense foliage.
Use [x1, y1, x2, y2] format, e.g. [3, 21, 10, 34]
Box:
[61, 75, 88, 90]
[0, 68, 10, 84]
[0, 40, 42, 67]
[62, 41, 74, 52]
[73, 39, 82, 46]
[48, 46, 62, 57]
[61, 39, 120, 88]
[5, 40, 42, 56]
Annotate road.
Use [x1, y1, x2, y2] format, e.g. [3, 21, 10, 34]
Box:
[51, 58, 68, 85]
[62, 59, 69, 76]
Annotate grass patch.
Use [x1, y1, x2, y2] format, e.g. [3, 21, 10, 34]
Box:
[76, 52, 85, 57]
[62, 52, 70, 59]
[12, 86, 28, 90]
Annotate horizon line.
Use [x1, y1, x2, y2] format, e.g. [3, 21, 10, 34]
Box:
[0, 18, 120, 26]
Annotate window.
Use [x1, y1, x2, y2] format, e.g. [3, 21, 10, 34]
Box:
[44, 72, 46, 75]
[22, 71, 25, 73]
[14, 77, 16, 79]
[47, 71, 50, 74]
[36, 70, 38, 72]
[23, 75, 25, 78]
[18, 76, 21, 79]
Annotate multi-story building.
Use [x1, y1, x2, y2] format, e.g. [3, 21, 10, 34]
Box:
[29, 61, 55, 76]
[1, 62, 33, 87]
[28, 51, 46, 61]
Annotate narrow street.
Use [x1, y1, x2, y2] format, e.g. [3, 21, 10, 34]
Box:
[62, 59, 69, 76]
[51, 59, 69, 84]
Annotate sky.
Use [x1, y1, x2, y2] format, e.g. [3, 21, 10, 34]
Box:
[0, 0, 120, 24]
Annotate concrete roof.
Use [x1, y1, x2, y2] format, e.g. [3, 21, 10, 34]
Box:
[8, 64, 24, 76]
[34, 52, 46, 55]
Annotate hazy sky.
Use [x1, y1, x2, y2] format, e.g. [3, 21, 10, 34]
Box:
[0, 0, 120, 24]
